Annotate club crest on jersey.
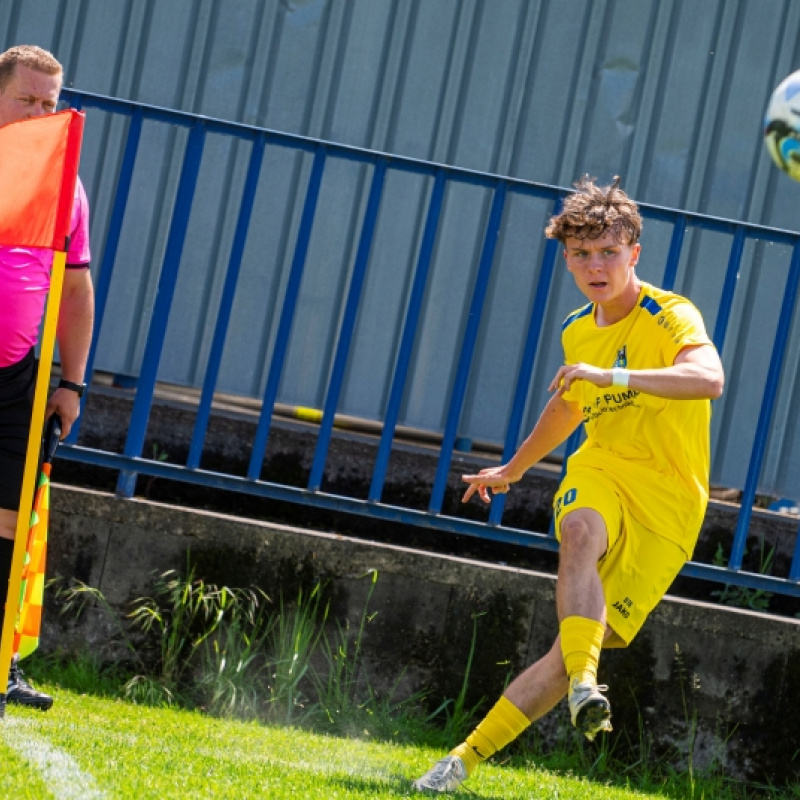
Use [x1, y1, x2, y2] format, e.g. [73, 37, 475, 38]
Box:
[613, 345, 627, 368]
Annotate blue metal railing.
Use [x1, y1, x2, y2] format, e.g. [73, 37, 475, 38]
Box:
[368, 168, 447, 503]
[59, 89, 800, 599]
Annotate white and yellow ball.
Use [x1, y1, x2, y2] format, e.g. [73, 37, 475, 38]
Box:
[765, 70, 800, 182]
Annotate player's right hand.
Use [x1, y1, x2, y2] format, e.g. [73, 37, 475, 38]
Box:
[462, 466, 513, 504]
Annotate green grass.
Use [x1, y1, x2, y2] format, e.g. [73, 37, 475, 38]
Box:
[0, 683, 692, 799]
[34, 572, 797, 799]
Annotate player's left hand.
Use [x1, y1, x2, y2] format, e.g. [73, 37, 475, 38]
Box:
[549, 362, 612, 395]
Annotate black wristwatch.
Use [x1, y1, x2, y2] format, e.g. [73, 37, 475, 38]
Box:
[58, 378, 87, 397]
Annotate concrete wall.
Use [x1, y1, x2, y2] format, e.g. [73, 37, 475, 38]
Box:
[42, 483, 800, 785]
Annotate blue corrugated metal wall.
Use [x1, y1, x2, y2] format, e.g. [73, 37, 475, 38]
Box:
[4, 0, 800, 497]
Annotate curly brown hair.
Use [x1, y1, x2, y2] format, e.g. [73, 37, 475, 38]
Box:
[0, 45, 62, 93]
[545, 175, 642, 245]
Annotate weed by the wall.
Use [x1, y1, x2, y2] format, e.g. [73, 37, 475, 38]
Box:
[711, 540, 775, 611]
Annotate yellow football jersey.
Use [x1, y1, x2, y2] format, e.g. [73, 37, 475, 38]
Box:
[560, 281, 715, 555]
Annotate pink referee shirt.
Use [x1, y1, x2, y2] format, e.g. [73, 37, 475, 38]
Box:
[0, 177, 91, 368]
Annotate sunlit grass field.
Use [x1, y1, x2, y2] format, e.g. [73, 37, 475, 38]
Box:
[4, 572, 792, 799]
[0, 684, 705, 800]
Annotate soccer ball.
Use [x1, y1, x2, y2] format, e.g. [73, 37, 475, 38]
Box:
[765, 70, 800, 181]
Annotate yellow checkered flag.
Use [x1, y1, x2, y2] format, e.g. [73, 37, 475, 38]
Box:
[13, 414, 61, 659]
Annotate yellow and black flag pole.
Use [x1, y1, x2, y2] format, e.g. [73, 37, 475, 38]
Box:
[0, 109, 85, 717]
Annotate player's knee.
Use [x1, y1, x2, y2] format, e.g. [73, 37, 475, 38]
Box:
[559, 513, 605, 558]
[559, 514, 591, 545]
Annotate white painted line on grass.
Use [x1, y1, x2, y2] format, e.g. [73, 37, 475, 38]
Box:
[2, 716, 106, 799]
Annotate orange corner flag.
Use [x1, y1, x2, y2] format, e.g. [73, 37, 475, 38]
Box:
[0, 109, 85, 252]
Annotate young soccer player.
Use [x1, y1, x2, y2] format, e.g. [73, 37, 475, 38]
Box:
[413, 175, 724, 793]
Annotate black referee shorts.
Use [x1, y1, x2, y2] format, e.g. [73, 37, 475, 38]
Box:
[0, 348, 36, 511]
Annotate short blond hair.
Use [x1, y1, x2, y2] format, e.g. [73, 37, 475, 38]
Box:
[545, 175, 642, 245]
[0, 45, 62, 92]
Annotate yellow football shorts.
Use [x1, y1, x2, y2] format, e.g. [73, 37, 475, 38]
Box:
[553, 468, 687, 646]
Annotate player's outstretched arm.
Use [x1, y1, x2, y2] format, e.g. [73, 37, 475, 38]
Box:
[462, 393, 583, 504]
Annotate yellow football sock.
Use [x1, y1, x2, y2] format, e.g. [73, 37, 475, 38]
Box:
[560, 615, 605, 685]
[450, 695, 531, 775]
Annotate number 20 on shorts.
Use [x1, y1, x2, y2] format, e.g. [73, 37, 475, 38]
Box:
[554, 487, 577, 519]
